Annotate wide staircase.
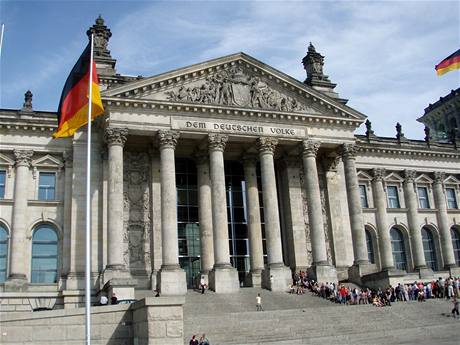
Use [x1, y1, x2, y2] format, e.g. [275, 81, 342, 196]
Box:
[183, 287, 459, 345]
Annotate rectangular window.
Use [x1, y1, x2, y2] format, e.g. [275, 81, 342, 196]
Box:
[446, 188, 458, 209]
[38, 172, 56, 200]
[417, 187, 430, 209]
[359, 185, 368, 208]
[387, 186, 400, 208]
[0, 170, 5, 199]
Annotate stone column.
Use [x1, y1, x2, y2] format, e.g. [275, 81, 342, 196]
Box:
[61, 151, 73, 280]
[6, 149, 33, 290]
[433, 172, 456, 269]
[242, 154, 264, 287]
[195, 151, 214, 285]
[104, 127, 128, 273]
[158, 130, 186, 296]
[208, 134, 239, 293]
[403, 170, 427, 272]
[257, 137, 291, 291]
[341, 144, 369, 265]
[301, 140, 337, 283]
[372, 168, 394, 270]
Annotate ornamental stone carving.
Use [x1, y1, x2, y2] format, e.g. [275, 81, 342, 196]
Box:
[434, 171, 445, 184]
[257, 137, 278, 155]
[14, 150, 33, 167]
[165, 67, 307, 112]
[340, 143, 358, 160]
[372, 168, 386, 182]
[208, 133, 228, 152]
[158, 130, 180, 149]
[86, 15, 112, 58]
[302, 140, 320, 157]
[403, 170, 417, 184]
[104, 128, 128, 146]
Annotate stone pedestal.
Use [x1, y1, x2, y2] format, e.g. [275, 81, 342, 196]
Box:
[261, 265, 292, 292]
[158, 269, 187, 296]
[348, 263, 377, 285]
[308, 264, 338, 284]
[209, 267, 239, 293]
[361, 269, 406, 290]
[417, 267, 433, 279]
[4, 277, 28, 292]
[246, 269, 262, 287]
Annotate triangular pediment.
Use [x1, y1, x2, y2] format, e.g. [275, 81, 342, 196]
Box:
[0, 153, 14, 167]
[357, 171, 372, 181]
[385, 172, 404, 183]
[31, 155, 63, 169]
[445, 175, 460, 185]
[415, 174, 433, 184]
[103, 53, 366, 121]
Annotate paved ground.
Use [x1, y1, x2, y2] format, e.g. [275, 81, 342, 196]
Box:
[183, 288, 459, 345]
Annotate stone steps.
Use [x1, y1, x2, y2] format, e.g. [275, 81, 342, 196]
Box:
[183, 288, 459, 345]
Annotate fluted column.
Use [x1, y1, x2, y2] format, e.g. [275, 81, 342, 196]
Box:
[195, 151, 214, 275]
[341, 144, 369, 265]
[302, 140, 328, 264]
[433, 172, 456, 268]
[208, 134, 239, 293]
[158, 130, 186, 295]
[104, 127, 128, 271]
[372, 168, 394, 270]
[62, 151, 73, 279]
[242, 155, 264, 282]
[403, 170, 426, 270]
[8, 149, 33, 286]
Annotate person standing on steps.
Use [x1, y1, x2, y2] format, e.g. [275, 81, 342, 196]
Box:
[200, 275, 206, 294]
[199, 333, 210, 345]
[452, 296, 459, 319]
[189, 335, 199, 345]
[256, 293, 263, 311]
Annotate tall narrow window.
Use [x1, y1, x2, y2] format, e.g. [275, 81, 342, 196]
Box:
[0, 170, 5, 199]
[38, 172, 56, 200]
[452, 228, 460, 266]
[365, 229, 375, 264]
[390, 227, 407, 270]
[359, 185, 368, 208]
[31, 225, 58, 283]
[446, 188, 458, 209]
[421, 227, 437, 270]
[417, 187, 430, 209]
[387, 186, 400, 208]
[0, 224, 8, 283]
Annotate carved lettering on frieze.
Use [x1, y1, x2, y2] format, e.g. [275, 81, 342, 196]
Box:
[165, 67, 308, 112]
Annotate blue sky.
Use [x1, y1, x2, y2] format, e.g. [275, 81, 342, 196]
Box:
[1, 0, 459, 139]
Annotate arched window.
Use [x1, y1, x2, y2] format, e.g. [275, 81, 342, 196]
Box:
[452, 227, 460, 266]
[365, 229, 375, 264]
[421, 227, 437, 271]
[390, 227, 407, 271]
[0, 224, 8, 283]
[31, 224, 58, 284]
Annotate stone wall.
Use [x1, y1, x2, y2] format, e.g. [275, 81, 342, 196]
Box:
[0, 296, 185, 345]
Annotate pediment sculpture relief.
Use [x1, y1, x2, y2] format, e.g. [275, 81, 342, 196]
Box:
[164, 66, 309, 113]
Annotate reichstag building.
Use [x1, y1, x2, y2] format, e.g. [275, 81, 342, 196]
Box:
[1, 17, 459, 309]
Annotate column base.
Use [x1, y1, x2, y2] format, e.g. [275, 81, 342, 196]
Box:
[448, 266, 460, 277]
[158, 268, 187, 296]
[209, 266, 239, 293]
[348, 263, 378, 285]
[361, 268, 406, 290]
[102, 277, 137, 302]
[307, 264, 338, 284]
[102, 265, 130, 287]
[245, 269, 262, 288]
[261, 265, 291, 292]
[4, 275, 28, 292]
[416, 266, 433, 279]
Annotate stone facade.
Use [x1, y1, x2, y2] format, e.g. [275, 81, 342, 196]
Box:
[1, 18, 460, 314]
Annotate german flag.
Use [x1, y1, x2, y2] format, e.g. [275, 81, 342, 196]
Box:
[53, 42, 104, 138]
[435, 49, 460, 76]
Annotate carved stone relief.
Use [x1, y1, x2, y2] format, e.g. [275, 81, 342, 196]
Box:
[164, 66, 310, 113]
[123, 151, 151, 274]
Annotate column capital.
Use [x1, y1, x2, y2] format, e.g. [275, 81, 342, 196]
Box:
[372, 168, 386, 182]
[194, 149, 209, 166]
[433, 171, 445, 184]
[104, 127, 128, 146]
[158, 130, 180, 149]
[340, 143, 358, 160]
[208, 133, 228, 152]
[257, 137, 278, 155]
[403, 169, 417, 184]
[302, 140, 320, 157]
[242, 153, 258, 168]
[13, 149, 33, 167]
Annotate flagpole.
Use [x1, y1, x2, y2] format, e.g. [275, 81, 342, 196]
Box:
[85, 34, 95, 345]
[0, 23, 4, 58]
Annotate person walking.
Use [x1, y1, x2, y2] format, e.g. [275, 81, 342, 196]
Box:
[452, 296, 459, 319]
[200, 276, 206, 294]
[256, 293, 263, 311]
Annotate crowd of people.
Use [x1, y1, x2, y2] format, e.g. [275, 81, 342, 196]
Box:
[290, 271, 460, 316]
[189, 334, 210, 345]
